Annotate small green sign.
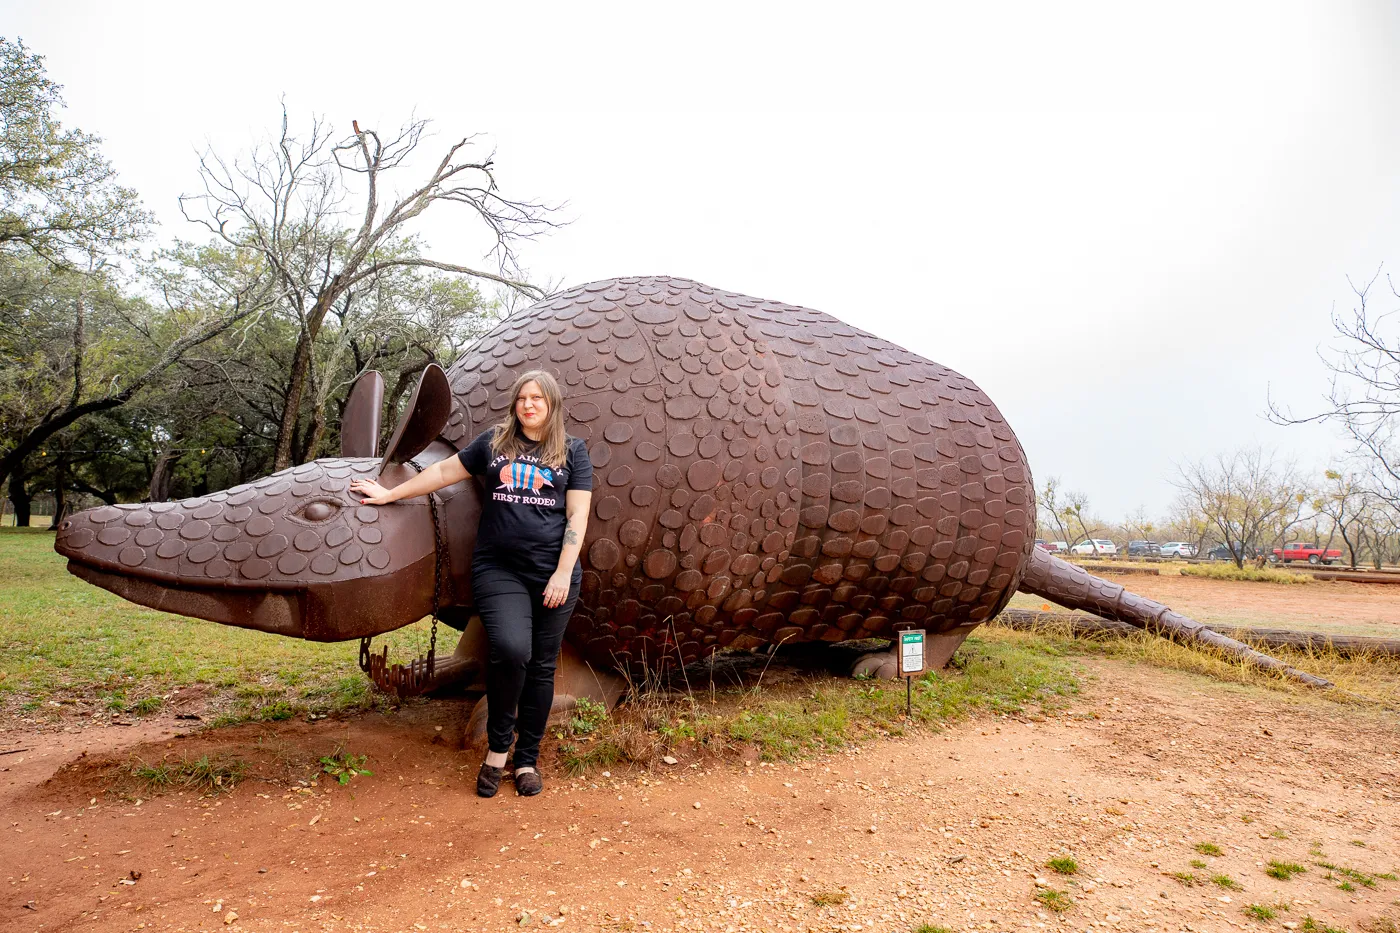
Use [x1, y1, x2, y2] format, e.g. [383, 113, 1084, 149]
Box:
[899, 629, 925, 676]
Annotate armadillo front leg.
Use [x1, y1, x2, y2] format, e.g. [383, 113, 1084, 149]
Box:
[362, 618, 487, 698]
[1016, 549, 1333, 688]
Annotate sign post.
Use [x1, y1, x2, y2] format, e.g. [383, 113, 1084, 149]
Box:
[897, 629, 925, 720]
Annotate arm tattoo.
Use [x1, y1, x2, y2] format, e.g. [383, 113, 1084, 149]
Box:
[564, 527, 579, 546]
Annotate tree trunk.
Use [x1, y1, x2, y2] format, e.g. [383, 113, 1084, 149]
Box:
[47, 457, 69, 530]
[301, 406, 328, 463]
[273, 288, 339, 471]
[8, 473, 31, 528]
[148, 445, 180, 502]
[273, 330, 314, 471]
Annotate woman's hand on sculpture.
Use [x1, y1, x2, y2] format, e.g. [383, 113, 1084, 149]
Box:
[349, 477, 394, 505]
[543, 568, 573, 609]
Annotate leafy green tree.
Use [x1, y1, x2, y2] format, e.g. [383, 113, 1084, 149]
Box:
[0, 251, 278, 516]
[0, 37, 149, 264]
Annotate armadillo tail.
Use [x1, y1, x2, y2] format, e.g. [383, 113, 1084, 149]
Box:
[1015, 548, 1333, 689]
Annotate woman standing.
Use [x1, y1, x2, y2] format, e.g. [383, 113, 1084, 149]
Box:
[350, 370, 593, 798]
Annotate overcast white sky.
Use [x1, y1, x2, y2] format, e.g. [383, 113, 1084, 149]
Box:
[8, 1, 1400, 518]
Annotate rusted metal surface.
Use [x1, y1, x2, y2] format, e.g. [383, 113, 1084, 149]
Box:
[436, 277, 1036, 674]
[340, 371, 384, 459]
[55, 276, 1322, 686]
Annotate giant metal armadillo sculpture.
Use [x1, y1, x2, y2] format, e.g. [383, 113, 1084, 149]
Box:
[54, 276, 1329, 703]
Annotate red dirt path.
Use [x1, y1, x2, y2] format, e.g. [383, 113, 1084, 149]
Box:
[4, 660, 1398, 933]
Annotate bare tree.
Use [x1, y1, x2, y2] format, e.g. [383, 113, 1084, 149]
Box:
[1172, 448, 1309, 568]
[1036, 478, 1102, 551]
[1122, 505, 1156, 545]
[1270, 269, 1400, 509]
[181, 107, 556, 470]
[1313, 468, 1369, 568]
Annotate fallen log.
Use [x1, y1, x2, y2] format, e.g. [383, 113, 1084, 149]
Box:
[1296, 570, 1400, 585]
[1019, 549, 1336, 688]
[1078, 565, 1160, 576]
[996, 608, 1400, 659]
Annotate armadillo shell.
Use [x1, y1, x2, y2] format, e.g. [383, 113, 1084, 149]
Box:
[441, 277, 1036, 674]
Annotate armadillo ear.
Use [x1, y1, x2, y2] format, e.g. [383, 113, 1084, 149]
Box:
[380, 363, 453, 468]
[341, 371, 385, 458]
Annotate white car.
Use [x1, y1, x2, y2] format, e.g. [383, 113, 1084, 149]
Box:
[1158, 542, 1197, 558]
[1070, 539, 1118, 557]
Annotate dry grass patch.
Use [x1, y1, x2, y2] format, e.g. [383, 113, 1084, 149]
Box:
[122, 753, 248, 795]
[809, 890, 848, 907]
[1182, 564, 1313, 584]
[980, 619, 1400, 707]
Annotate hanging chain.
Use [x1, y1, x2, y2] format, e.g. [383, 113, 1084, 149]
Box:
[358, 458, 447, 695]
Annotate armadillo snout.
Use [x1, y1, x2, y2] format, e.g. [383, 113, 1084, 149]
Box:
[55, 457, 439, 640]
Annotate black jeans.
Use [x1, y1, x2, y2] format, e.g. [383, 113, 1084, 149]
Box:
[471, 557, 580, 770]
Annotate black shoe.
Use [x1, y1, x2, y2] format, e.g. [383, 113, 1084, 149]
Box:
[476, 762, 505, 798]
[514, 768, 543, 797]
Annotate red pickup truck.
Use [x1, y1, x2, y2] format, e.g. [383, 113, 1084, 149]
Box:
[1270, 543, 1342, 565]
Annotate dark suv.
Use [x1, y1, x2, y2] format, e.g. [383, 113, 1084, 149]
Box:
[1207, 543, 1260, 562]
[1126, 540, 1160, 557]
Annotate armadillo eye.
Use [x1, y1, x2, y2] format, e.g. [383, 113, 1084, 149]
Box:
[299, 500, 339, 522]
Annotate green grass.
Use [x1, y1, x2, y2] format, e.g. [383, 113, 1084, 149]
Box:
[810, 890, 847, 907]
[1196, 842, 1223, 856]
[1191, 859, 1208, 869]
[1301, 917, 1346, 933]
[1245, 904, 1277, 921]
[913, 926, 952, 933]
[319, 748, 372, 785]
[128, 695, 163, 715]
[1046, 856, 1079, 875]
[1313, 862, 1378, 889]
[1266, 860, 1307, 880]
[1170, 872, 1199, 886]
[1033, 889, 1072, 912]
[557, 635, 1079, 775]
[1212, 874, 1243, 891]
[0, 528, 412, 720]
[124, 753, 247, 794]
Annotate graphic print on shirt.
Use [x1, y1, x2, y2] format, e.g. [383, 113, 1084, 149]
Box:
[491, 456, 557, 506]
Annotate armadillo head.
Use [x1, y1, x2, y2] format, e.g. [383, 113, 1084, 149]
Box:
[54, 457, 442, 641]
[55, 365, 474, 642]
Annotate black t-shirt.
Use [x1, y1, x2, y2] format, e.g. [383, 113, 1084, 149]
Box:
[457, 428, 593, 580]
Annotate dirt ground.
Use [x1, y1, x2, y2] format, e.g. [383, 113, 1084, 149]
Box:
[1012, 573, 1400, 638]
[3, 656, 1398, 933]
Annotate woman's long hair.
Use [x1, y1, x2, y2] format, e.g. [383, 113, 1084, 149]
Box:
[489, 369, 569, 470]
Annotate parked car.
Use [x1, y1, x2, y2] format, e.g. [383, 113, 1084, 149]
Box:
[1269, 542, 1342, 565]
[1126, 540, 1160, 557]
[1206, 543, 1259, 562]
[1070, 539, 1118, 557]
[1036, 540, 1068, 554]
[1158, 542, 1198, 558]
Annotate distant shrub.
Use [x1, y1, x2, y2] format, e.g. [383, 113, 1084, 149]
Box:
[1182, 565, 1311, 585]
